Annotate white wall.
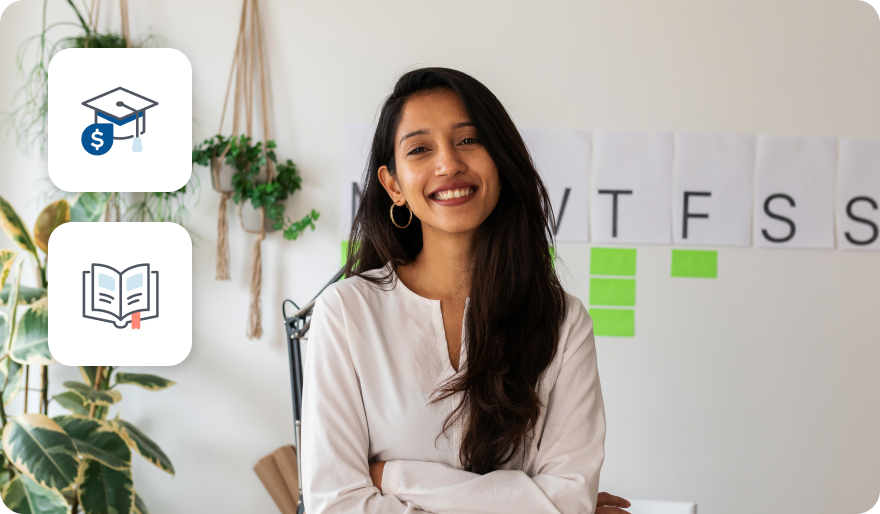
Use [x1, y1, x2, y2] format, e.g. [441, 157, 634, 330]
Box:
[1, 0, 880, 513]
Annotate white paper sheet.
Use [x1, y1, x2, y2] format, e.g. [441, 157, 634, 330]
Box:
[520, 128, 591, 242]
[591, 130, 674, 244]
[754, 135, 836, 249]
[838, 138, 880, 250]
[340, 123, 375, 239]
[672, 132, 755, 246]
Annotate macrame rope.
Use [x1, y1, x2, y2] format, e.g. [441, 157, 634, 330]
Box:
[213, 0, 275, 338]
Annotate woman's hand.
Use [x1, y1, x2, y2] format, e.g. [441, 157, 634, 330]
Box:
[597, 492, 632, 513]
[369, 461, 386, 492]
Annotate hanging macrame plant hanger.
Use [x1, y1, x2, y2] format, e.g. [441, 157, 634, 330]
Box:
[213, 0, 274, 339]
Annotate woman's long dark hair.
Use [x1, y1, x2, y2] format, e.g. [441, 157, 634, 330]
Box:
[345, 67, 567, 474]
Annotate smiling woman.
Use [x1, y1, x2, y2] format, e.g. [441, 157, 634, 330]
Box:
[300, 68, 629, 514]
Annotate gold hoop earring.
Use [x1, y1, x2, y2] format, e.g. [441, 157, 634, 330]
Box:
[390, 201, 412, 229]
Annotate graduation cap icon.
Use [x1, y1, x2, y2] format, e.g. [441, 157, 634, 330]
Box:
[81, 87, 158, 153]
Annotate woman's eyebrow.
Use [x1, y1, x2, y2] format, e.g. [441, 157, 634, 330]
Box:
[399, 129, 428, 146]
[398, 122, 475, 146]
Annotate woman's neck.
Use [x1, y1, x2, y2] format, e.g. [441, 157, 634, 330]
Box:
[396, 225, 473, 301]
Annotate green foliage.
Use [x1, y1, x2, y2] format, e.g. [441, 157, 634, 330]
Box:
[63, 382, 122, 407]
[54, 416, 131, 471]
[109, 419, 174, 476]
[114, 373, 176, 391]
[1, 414, 80, 491]
[5, 0, 165, 155]
[1, 474, 68, 514]
[193, 134, 320, 239]
[10, 297, 52, 366]
[284, 209, 320, 240]
[0, 196, 175, 513]
[77, 460, 134, 514]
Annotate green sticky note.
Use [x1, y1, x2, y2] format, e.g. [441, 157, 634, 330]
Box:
[341, 241, 350, 267]
[590, 248, 636, 276]
[590, 308, 635, 337]
[590, 278, 636, 306]
[671, 249, 718, 278]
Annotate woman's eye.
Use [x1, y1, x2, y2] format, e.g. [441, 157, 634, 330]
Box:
[408, 147, 428, 155]
[460, 137, 479, 145]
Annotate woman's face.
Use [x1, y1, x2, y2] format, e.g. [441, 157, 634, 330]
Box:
[379, 88, 502, 238]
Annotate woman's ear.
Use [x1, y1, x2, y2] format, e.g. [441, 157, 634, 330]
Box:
[378, 165, 406, 206]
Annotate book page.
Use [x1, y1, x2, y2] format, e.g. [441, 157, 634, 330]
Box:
[120, 264, 150, 319]
[91, 264, 122, 318]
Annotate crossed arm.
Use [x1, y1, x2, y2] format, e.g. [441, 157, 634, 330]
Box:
[302, 295, 622, 513]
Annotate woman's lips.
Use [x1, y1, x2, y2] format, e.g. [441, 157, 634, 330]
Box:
[430, 186, 477, 206]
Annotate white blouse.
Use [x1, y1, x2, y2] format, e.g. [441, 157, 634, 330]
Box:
[301, 266, 606, 514]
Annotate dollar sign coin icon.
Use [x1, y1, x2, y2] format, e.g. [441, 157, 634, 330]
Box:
[81, 123, 113, 156]
[91, 128, 104, 151]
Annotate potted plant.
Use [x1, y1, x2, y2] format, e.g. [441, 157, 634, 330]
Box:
[0, 194, 176, 514]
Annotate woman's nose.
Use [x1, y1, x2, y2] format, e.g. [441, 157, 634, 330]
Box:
[434, 144, 466, 176]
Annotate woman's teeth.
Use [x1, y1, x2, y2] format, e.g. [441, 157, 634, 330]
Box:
[433, 187, 475, 201]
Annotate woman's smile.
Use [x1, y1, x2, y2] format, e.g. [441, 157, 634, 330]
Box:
[429, 181, 478, 205]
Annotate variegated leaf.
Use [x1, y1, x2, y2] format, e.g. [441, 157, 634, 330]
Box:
[32, 200, 70, 254]
[62, 382, 122, 407]
[2, 414, 80, 491]
[114, 373, 176, 391]
[79, 367, 98, 387]
[0, 474, 69, 514]
[109, 420, 174, 475]
[10, 297, 53, 366]
[54, 415, 131, 471]
[0, 285, 47, 307]
[0, 250, 16, 291]
[3, 258, 25, 354]
[133, 492, 149, 514]
[52, 392, 89, 416]
[0, 195, 38, 261]
[69, 192, 110, 223]
[0, 356, 24, 406]
[77, 459, 134, 514]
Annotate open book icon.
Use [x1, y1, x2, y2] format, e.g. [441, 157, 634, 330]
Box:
[83, 263, 159, 329]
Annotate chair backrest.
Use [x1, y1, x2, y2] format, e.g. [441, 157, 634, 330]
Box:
[625, 498, 697, 514]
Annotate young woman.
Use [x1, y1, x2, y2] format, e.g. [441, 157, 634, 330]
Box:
[301, 68, 631, 514]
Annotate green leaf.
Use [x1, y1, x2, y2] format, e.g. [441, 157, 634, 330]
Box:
[32, 199, 70, 254]
[69, 192, 110, 223]
[0, 195, 38, 261]
[2, 414, 80, 491]
[0, 356, 24, 406]
[79, 366, 99, 387]
[3, 259, 25, 354]
[77, 460, 134, 514]
[109, 420, 174, 475]
[52, 391, 89, 416]
[133, 492, 149, 514]
[62, 382, 122, 407]
[114, 373, 176, 391]
[0, 474, 69, 514]
[54, 415, 131, 471]
[0, 250, 16, 291]
[10, 297, 53, 366]
[0, 285, 47, 307]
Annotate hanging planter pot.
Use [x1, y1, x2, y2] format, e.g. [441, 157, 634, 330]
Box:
[239, 198, 279, 234]
[191, 0, 321, 340]
[210, 156, 236, 192]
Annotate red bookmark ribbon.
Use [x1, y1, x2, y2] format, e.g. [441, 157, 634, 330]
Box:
[132, 312, 141, 330]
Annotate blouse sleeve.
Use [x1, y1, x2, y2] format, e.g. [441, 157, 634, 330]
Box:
[301, 292, 427, 514]
[380, 300, 606, 514]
